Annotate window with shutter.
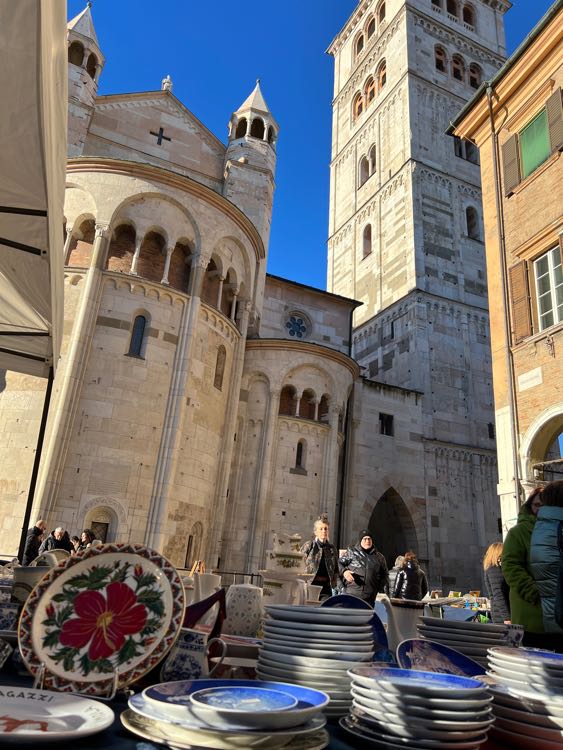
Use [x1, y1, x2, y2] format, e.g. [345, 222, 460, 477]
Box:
[502, 135, 520, 196]
[520, 110, 550, 178]
[508, 261, 532, 343]
[546, 87, 563, 153]
[533, 246, 563, 332]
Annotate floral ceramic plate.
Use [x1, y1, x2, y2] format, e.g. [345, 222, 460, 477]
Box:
[18, 544, 185, 695]
[0, 686, 114, 742]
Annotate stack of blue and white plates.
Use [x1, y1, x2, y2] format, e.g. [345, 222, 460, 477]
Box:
[122, 679, 330, 749]
[257, 604, 377, 718]
[342, 665, 494, 749]
[488, 647, 563, 748]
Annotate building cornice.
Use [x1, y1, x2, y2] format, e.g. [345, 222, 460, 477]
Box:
[67, 157, 265, 262]
[245, 339, 360, 378]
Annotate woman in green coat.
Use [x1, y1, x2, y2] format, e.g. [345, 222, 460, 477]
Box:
[502, 489, 544, 647]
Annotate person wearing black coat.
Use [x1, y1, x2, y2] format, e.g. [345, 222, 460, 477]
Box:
[38, 527, 73, 555]
[22, 519, 47, 565]
[339, 529, 389, 605]
[393, 551, 428, 601]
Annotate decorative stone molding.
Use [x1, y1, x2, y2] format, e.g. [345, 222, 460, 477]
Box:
[410, 12, 505, 66]
[278, 417, 329, 436]
[102, 272, 188, 308]
[200, 302, 240, 343]
[80, 496, 128, 523]
[245, 339, 360, 379]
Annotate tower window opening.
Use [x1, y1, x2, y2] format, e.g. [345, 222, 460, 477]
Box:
[250, 118, 265, 139]
[377, 59, 387, 90]
[379, 412, 394, 436]
[469, 63, 482, 89]
[432, 0, 442, 8]
[452, 55, 465, 82]
[128, 315, 147, 358]
[214, 345, 226, 391]
[378, 1, 386, 24]
[295, 439, 307, 471]
[359, 157, 370, 187]
[447, 0, 459, 18]
[353, 92, 364, 120]
[366, 76, 376, 104]
[367, 17, 376, 39]
[435, 46, 447, 73]
[463, 4, 475, 28]
[267, 125, 275, 144]
[369, 145, 376, 175]
[86, 53, 97, 80]
[466, 206, 480, 240]
[363, 224, 372, 258]
[235, 118, 247, 138]
[355, 34, 365, 58]
[68, 41, 84, 66]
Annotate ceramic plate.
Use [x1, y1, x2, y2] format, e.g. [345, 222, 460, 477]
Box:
[350, 705, 493, 740]
[265, 605, 374, 625]
[489, 646, 563, 669]
[0, 686, 114, 741]
[349, 666, 487, 697]
[421, 617, 508, 634]
[262, 618, 373, 636]
[487, 669, 563, 693]
[340, 715, 487, 749]
[18, 543, 185, 695]
[489, 683, 563, 716]
[352, 692, 492, 724]
[488, 661, 563, 687]
[319, 594, 372, 610]
[351, 683, 493, 711]
[259, 649, 361, 670]
[121, 708, 327, 750]
[488, 656, 563, 680]
[263, 623, 372, 643]
[257, 655, 352, 680]
[397, 639, 485, 677]
[493, 702, 563, 729]
[264, 635, 373, 653]
[418, 626, 505, 643]
[190, 685, 297, 712]
[261, 641, 373, 660]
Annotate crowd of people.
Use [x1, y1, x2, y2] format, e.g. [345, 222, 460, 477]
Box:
[301, 519, 428, 606]
[21, 520, 99, 565]
[483, 480, 563, 652]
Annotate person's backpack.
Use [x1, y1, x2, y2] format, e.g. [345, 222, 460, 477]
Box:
[555, 521, 563, 628]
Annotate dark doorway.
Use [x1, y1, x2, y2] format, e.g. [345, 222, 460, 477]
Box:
[368, 487, 417, 568]
[91, 521, 109, 543]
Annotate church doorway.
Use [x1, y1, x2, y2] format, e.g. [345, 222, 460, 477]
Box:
[368, 488, 418, 568]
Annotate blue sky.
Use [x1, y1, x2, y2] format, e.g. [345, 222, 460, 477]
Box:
[68, 1, 554, 289]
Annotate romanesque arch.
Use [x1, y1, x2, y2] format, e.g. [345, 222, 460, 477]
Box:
[521, 403, 563, 484]
[368, 487, 418, 567]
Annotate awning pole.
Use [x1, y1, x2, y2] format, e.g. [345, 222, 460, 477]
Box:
[17, 366, 54, 562]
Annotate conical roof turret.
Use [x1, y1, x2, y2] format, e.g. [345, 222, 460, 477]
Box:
[236, 80, 271, 116]
[67, 3, 100, 47]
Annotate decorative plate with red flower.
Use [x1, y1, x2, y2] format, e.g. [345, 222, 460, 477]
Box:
[18, 544, 185, 695]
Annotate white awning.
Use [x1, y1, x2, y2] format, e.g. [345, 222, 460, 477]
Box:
[0, 0, 67, 378]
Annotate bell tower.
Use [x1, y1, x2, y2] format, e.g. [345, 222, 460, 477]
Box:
[223, 81, 278, 250]
[67, 3, 104, 156]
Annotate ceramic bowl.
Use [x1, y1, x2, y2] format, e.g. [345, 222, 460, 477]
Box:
[188, 686, 300, 729]
[143, 679, 330, 730]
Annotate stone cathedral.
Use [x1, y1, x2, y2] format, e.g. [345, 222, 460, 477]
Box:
[0, 0, 511, 589]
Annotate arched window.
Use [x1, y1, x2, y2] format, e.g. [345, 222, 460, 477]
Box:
[68, 218, 96, 267]
[369, 145, 377, 175]
[377, 59, 387, 90]
[318, 395, 329, 422]
[299, 389, 316, 420]
[355, 34, 365, 58]
[128, 315, 147, 357]
[295, 439, 307, 469]
[435, 46, 447, 73]
[359, 157, 370, 187]
[214, 346, 226, 390]
[267, 125, 275, 143]
[452, 55, 465, 82]
[432, 0, 442, 8]
[353, 92, 364, 121]
[250, 118, 265, 139]
[86, 53, 97, 80]
[68, 41, 84, 66]
[363, 224, 372, 258]
[235, 118, 247, 138]
[466, 206, 480, 240]
[367, 17, 376, 39]
[279, 385, 298, 416]
[447, 0, 459, 17]
[365, 77, 376, 105]
[469, 63, 482, 89]
[463, 4, 475, 27]
[378, 1, 386, 24]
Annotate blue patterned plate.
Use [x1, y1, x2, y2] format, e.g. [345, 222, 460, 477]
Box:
[348, 666, 487, 697]
[397, 639, 486, 677]
[190, 685, 297, 712]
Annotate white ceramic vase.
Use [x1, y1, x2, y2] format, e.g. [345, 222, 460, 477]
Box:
[223, 584, 263, 637]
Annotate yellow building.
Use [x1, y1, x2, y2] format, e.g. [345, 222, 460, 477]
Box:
[450, 1, 563, 529]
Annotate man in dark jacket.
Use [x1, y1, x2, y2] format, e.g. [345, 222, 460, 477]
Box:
[38, 527, 73, 554]
[22, 519, 47, 565]
[339, 529, 389, 605]
[301, 519, 339, 597]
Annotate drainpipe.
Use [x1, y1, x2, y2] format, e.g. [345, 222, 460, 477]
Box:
[485, 84, 522, 519]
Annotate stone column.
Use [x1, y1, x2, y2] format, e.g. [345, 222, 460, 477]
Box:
[230, 288, 239, 321]
[246, 389, 281, 571]
[295, 392, 301, 418]
[313, 399, 320, 421]
[216, 276, 225, 309]
[144, 256, 207, 552]
[319, 405, 341, 519]
[130, 236, 143, 275]
[63, 224, 74, 265]
[207, 300, 251, 566]
[33, 223, 110, 522]
[161, 246, 174, 285]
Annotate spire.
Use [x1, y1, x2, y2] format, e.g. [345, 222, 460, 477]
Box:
[236, 80, 271, 115]
[67, 3, 100, 47]
[161, 74, 173, 93]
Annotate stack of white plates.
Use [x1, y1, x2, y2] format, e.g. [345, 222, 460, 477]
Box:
[257, 604, 376, 717]
[488, 646, 563, 748]
[418, 616, 516, 668]
[342, 665, 494, 750]
[123, 678, 330, 749]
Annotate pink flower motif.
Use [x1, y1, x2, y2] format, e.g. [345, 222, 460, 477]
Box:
[60, 581, 147, 660]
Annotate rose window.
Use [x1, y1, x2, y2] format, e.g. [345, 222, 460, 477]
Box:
[285, 315, 307, 339]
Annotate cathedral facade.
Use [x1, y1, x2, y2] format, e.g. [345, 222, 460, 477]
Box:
[0, 0, 512, 589]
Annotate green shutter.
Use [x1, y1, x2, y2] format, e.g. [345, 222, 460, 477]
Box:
[502, 134, 520, 196]
[520, 110, 550, 178]
[547, 87, 563, 153]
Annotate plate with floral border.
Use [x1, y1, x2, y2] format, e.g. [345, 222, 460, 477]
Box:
[18, 543, 185, 695]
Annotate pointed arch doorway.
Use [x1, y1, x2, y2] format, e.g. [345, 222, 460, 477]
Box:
[368, 488, 418, 567]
